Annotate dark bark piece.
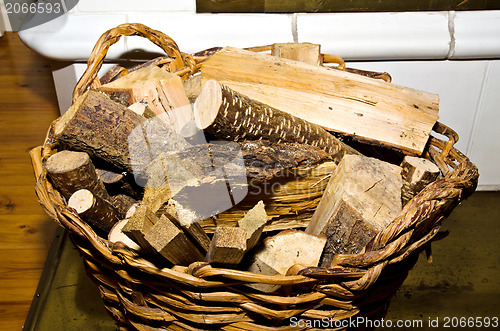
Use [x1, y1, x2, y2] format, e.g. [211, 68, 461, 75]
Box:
[45, 150, 109, 201]
[110, 194, 137, 217]
[67, 189, 120, 234]
[54, 90, 145, 173]
[194, 79, 357, 159]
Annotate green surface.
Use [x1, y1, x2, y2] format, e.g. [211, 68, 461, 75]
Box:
[25, 192, 500, 330]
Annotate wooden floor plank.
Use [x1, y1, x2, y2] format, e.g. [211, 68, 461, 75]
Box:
[0, 32, 60, 331]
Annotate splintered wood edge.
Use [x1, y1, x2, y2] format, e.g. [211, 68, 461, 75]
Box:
[194, 79, 221, 129]
[67, 189, 94, 213]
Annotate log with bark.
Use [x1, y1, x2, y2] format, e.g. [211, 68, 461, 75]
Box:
[200, 47, 439, 155]
[67, 189, 120, 234]
[306, 154, 402, 267]
[194, 79, 356, 158]
[45, 150, 110, 201]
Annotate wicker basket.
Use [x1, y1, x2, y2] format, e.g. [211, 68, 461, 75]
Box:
[31, 24, 479, 331]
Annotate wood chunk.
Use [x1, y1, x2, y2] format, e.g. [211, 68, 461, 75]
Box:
[128, 102, 156, 119]
[194, 79, 355, 158]
[183, 74, 202, 102]
[144, 215, 205, 266]
[110, 194, 137, 217]
[54, 90, 145, 173]
[96, 169, 142, 199]
[237, 200, 267, 251]
[247, 230, 326, 292]
[67, 189, 120, 234]
[165, 200, 211, 253]
[45, 150, 110, 200]
[271, 42, 321, 66]
[98, 66, 187, 112]
[200, 47, 439, 155]
[199, 160, 337, 232]
[206, 226, 247, 266]
[306, 154, 402, 266]
[122, 204, 159, 251]
[108, 219, 142, 251]
[401, 156, 440, 205]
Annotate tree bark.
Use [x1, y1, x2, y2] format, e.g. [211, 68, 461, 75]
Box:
[45, 150, 109, 201]
[194, 80, 356, 158]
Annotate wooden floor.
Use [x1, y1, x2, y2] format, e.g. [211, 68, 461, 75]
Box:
[0, 32, 60, 330]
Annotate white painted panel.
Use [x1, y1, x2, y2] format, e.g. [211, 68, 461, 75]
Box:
[18, 13, 127, 61]
[344, 60, 487, 154]
[125, 13, 294, 56]
[297, 12, 451, 61]
[468, 61, 500, 189]
[452, 11, 500, 59]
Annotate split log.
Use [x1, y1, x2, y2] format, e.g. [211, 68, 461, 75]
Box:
[54, 90, 145, 173]
[45, 150, 109, 200]
[98, 65, 188, 112]
[199, 160, 337, 232]
[67, 189, 120, 234]
[108, 219, 142, 251]
[200, 47, 439, 155]
[271, 42, 321, 66]
[194, 79, 355, 158]
[183, 74, 202, 102]
[128, 102, 156, 119]
[144, 215, 205, 266]
[163, 199, 211, 253]
[206, 226, 247, 266]
[401, 155, 440, 205]
[246, 230, 326, 292]
[237, 200, 267, 251]
[122, 204, 159, 251]
[305, 154, 402, 266]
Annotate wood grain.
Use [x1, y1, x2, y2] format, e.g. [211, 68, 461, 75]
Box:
[0, 32, 60, 331]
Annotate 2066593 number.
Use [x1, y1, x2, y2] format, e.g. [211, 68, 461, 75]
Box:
[6, 1, 62, 14]
[443, 317, 499, 328]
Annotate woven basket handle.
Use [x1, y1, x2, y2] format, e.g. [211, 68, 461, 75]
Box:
[72, 23, 193, 103]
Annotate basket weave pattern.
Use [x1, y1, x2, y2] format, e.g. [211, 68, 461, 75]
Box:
[31, 24, 479, 330]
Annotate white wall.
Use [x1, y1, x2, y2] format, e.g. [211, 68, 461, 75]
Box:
[17, 4, 500, 189]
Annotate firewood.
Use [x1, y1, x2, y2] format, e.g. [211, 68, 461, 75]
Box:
[400, 155, 440, 205]
[67, 189, 120, 234]
[108, 219, 142, 251]
[206, 226, 247, 266]
[45, 150, 110, 200]
[194, 79, 355, 158]
[305, 154, 402, 266]
[163, 199, 211, 253]
[271, 42, 321, 66]
[200, 47, 439, 155]
[144, 215, 205, 266]
[128, 102, 156, 119]
[236, 200, 267, 251]
[96, 168, 142, 199]
[54, 90, 145, 173]
[122, 204, 159, 251]
[199, 160, 337, 232]
[183, 74, 202, 102]
[98, 65, 188, 112]
[110, 194, 137, 217]
[246, 230, 327, 292]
